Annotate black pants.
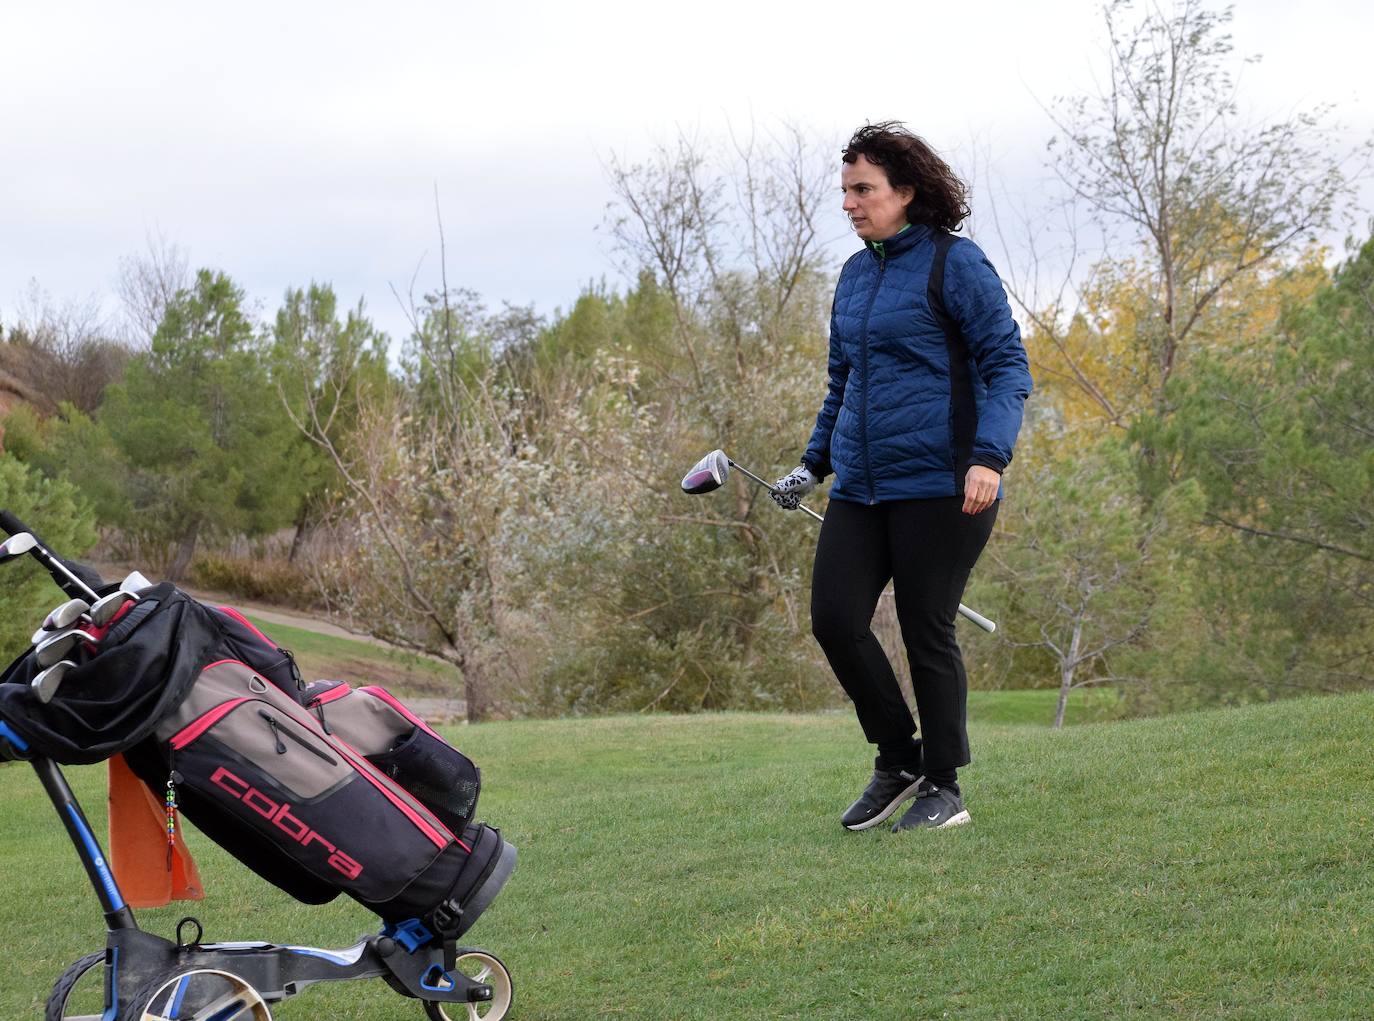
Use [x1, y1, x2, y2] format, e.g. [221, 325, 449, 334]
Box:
[811, 497, 997, 780]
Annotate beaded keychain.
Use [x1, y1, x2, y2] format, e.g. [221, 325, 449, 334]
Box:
[165, 776, 179, 870]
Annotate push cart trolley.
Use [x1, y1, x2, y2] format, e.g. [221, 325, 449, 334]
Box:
[0, 512, 514, 1021]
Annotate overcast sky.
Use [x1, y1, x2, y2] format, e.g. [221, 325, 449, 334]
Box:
[3, 0, 1371, 345]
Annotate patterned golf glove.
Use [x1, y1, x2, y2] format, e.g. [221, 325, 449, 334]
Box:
[771, 464, 819, 510]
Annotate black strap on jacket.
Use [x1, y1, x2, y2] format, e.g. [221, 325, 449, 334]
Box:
[927, 231, 978, 495]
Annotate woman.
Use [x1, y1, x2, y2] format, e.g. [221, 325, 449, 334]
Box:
[772, 122, 1031, 832]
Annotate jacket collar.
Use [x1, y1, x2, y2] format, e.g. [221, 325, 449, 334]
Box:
[864, 222, 934, 261]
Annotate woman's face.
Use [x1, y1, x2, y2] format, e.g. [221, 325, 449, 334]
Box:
[841, 154, 914, 241]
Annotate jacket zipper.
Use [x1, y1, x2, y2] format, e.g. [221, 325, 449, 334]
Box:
[860, 253, 886, 504]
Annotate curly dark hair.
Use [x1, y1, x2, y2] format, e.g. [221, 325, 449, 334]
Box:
[842, 121, 970, 232]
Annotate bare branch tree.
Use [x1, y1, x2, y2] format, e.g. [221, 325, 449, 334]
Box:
[116, 231, 190, 347]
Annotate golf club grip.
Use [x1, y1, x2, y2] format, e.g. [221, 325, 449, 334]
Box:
[957, 603, 996, 633]
[0, 509, 30, 536]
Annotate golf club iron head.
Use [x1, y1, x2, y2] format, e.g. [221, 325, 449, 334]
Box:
[41, 597, 92, 633]
[35, 627, 94, 669]
[681, 449, 730, 495]
[0, 532, 38, 561]
[89, 590, 138, 627]
[120, 571, 154, 594]
[31, 659, 77, 704]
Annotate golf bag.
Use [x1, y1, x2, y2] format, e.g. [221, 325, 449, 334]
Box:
[0, 582, 512, 941]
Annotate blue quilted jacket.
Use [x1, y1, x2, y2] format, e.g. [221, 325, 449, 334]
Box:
[803, 224, 1032, 503]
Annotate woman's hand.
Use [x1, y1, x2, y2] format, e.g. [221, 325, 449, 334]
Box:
[962, 465, 1000, 515]
[771, 465, 819, 510]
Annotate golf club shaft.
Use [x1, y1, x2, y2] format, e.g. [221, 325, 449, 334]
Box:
[726, 460, 825, 523]
[726, 459, 996, 633]
[0, 511, 101, 601]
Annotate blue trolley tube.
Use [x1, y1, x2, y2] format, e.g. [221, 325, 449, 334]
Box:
[32, 755, 138, 931]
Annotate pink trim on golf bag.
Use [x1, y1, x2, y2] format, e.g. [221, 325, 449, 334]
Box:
[216, 606, 278, 650]
[310, 683, 352, 707]
[359, 685, 445, 742]
[304, 682, 482, 837]
[169, 697, 253, 750]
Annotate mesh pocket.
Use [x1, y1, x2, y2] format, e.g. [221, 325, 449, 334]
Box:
[368, 725, 481, 834]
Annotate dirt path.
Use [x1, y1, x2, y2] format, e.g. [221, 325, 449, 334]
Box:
[174, 584, 409, 652]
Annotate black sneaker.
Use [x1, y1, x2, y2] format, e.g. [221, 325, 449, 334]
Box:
[891, 781, 971, 832]
[841, 767, 925, 831]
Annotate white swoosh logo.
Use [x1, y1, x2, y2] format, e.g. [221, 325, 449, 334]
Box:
[927, 813, 940, 821]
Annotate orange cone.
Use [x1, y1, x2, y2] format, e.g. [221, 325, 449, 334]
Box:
[107, 753, 204, 907]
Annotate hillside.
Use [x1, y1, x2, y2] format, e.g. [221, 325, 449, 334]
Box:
[2, 694, 1370, 1018]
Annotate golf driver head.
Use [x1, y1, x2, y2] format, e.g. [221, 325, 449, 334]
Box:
[41, 597, 92, 633]
[681, 449, 730, 495]
[32, 659, 77, 704]
[0, 532, 38, 561]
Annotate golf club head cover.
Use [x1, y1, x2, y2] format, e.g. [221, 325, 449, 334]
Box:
[771, 465, 819, 510]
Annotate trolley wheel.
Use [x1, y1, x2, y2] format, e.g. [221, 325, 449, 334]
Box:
[45, 951, 107, 1021]
[422, 951, 514, 1021]
[126, 968, 273, 1021]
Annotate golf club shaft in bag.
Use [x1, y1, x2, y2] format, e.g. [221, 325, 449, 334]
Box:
[681, 449, 997, 633]
[0, 511, 101, 602]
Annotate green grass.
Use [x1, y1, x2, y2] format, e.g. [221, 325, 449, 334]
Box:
[964, 686, 1121, 726]
[241, 615, 456, 695]
[3, 695, 1371, 1019]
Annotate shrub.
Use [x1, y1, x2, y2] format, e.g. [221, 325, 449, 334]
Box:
[188, 553, 320, 609]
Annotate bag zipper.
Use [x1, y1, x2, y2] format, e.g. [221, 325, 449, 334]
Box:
[258, 709, 338, 764]
[172, 662, 459, 852]
[218, 606, 305, 691]
[306, 682, 351, 734]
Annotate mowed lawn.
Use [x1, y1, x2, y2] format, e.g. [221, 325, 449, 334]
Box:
[2, 693, 1371, 1019]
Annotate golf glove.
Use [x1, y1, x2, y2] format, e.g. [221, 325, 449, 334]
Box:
[771, 464, 819, 510]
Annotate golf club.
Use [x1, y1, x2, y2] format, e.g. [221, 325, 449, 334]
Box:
[35, 627, 95, 669]
[31, 615, 89, 645]
[39, 597, 91, 634]
[30, 659, 77, 704]
[0, 527, 100, 601]
[0, 532, 38, 560]
[681, 448, 825, 523]
[89, 590, 138, 627]
[682, 448, 997, 633]
[120, 570, 154, 593]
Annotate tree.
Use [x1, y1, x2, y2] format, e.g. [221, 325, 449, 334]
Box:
[286, 281, 552, 722]
[0, 285, 131, 416]
[1167, 235, 1374, 697]
[115, 233, 191, 347]
[979, 436, 1203, 726]
[999, 0, 1365, 431]
[527, 125, 841, 711]
[972, 0, 1368, 711]
[101, 269, 300, 579]
[0, 455, 97, 659]
[270, 283, 390, 561]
